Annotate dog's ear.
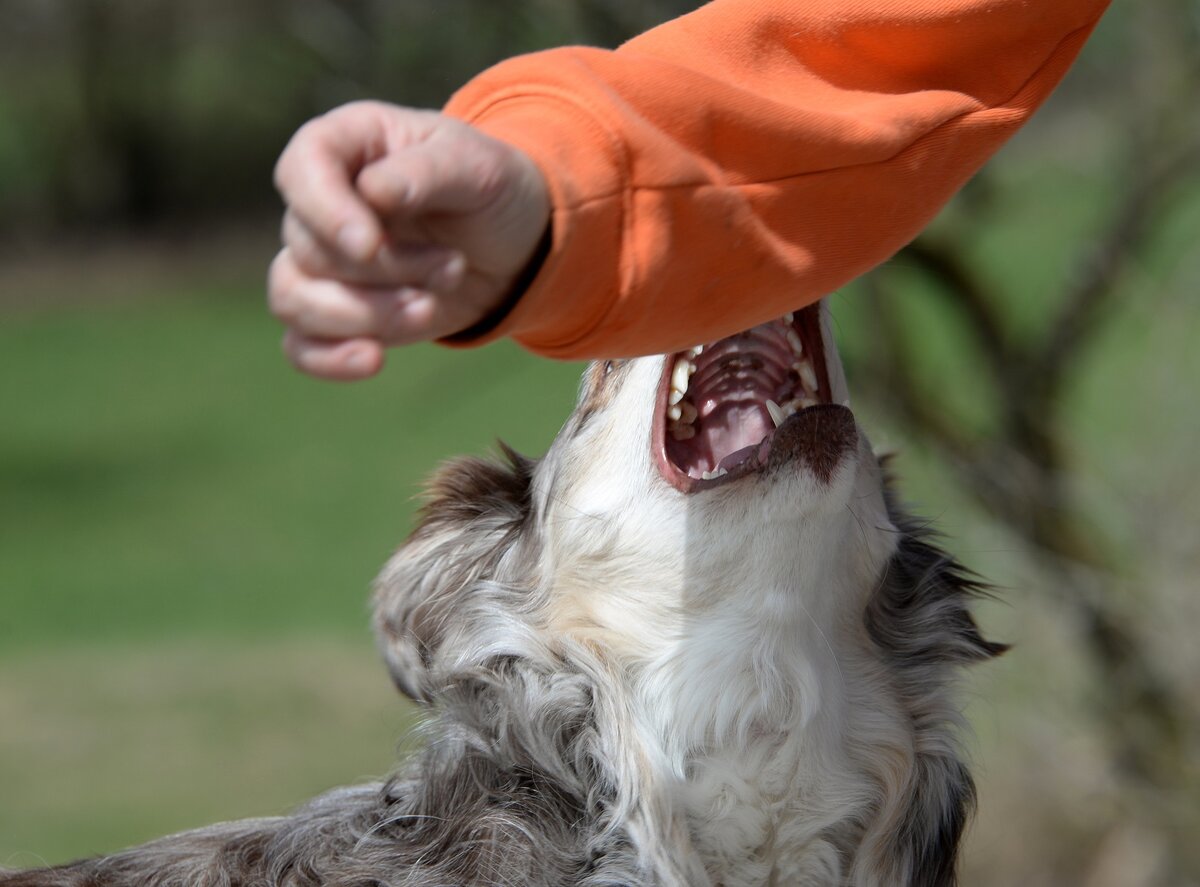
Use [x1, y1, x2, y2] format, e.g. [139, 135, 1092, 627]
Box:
[857, 476, 1007, 885]
[887, 756, 977, 887]
[373, 445, 537, 702]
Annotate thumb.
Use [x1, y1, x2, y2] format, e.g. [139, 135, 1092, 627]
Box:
[356, 131, 510, 219]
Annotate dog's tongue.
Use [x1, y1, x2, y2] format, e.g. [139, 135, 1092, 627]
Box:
[703, 402, 771, 473]
[717, 443, 765, 473]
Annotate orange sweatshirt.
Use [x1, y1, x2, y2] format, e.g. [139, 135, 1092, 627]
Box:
[444, 0, 1111, 359]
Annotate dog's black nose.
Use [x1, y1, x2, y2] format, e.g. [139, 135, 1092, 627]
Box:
[767, 404, 858, 483]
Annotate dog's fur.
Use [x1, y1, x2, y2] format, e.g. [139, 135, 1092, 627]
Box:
[1, 319, 1002, 886]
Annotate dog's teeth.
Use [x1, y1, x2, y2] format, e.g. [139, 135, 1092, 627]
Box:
[786, 328, 804, 356]
[687, 345, 704, 358]
[668, 388, 685, 406]
[671, 358, 692, 397]
[699, 467, 729, 481]
[678, 400, 698, 424]
[667, 404, 682, 422]
[766, 399, 785, 428]
[670, 424, 696, 441]
[783, 312, 794, 324]
[799, 396, 818, 409]
[798, 361, 818, 392]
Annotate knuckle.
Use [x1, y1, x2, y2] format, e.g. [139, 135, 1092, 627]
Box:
[267, 258, 302, 323]
[471, 155, 508, 204]
[274, 123, 321, 192]
[272, 151, 293, 194]
[286, 230, 327, 276]
[282, 332, 319, 374]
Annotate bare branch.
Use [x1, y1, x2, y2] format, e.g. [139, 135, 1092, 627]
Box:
[898, 238, 1014, 377]
[1038, 141, 1200, 394]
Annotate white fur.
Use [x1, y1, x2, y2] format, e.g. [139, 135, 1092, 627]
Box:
[523, 350, 904, 885]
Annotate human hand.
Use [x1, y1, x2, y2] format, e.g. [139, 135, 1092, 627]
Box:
[269, 101, 550, 380]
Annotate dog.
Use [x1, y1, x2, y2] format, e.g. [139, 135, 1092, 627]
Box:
[1, 303, 1002, 886]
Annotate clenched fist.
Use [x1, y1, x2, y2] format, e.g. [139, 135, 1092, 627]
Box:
[269, 101, 550, 380]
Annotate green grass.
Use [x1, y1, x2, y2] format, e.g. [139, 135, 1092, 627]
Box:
[0, 638, 409, 866]
[0, 289, 584, 650]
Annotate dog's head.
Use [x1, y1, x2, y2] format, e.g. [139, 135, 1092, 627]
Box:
[374, 304, 893, 693]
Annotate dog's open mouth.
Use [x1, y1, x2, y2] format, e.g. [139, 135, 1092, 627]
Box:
[653, 304, 836, 493]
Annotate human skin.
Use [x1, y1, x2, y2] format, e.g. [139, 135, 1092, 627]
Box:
[269, 101, 550, 381]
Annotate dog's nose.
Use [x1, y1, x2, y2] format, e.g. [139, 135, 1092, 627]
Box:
[766, 404, 857, 484]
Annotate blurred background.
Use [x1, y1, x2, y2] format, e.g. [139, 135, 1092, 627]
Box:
[1, 1, 1197, 883]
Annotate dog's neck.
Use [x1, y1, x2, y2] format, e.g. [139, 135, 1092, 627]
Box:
[538, 472, 900, 885]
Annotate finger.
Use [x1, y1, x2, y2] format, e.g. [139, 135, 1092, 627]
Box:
[269, 247, 392, 339]
[356, 132, 505, 218]
[269, 248, 470, 342]
[281, 211, 463, 286]
[284, 277, 492, 346]
[274, 103, 396, 261]
[378, 275, 498, 345]
[283, 330, 384, 381]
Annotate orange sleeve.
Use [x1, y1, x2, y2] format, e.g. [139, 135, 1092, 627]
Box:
[443, 0, 1111, 359]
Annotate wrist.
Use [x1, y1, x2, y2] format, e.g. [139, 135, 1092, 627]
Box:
[440, 223, 552, 345]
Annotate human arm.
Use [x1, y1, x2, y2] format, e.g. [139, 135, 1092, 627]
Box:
[442, 0, 1112, 358]
[269, 0, 1112, 375]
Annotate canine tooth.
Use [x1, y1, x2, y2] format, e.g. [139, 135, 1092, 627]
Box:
[668, 388, 685, 406]
[783, 312, 794, 323]
[687, 345, 704, 358]
[670, 424, 696, 441]
[667, 404, 682, 421]
[786, 328, 804, 356]
[766, 399, 785, 428]
[671, 358, 691, 395]
[798, 361, 818, 392]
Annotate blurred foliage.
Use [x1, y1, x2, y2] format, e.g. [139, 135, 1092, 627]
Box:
[0, 0, 695, 234]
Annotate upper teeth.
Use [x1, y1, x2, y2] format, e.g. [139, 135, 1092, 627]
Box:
[798, 361, 818, 393]
[670, 357, 695, 400]
[666, 318, 826, 445]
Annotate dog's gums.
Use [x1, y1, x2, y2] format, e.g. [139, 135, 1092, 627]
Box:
[655, 305, 834, 492]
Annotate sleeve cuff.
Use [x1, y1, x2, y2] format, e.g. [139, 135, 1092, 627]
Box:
[439, 62, 631, 357]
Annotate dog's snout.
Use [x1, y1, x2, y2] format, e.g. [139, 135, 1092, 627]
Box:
[766, 404, 858, 484]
